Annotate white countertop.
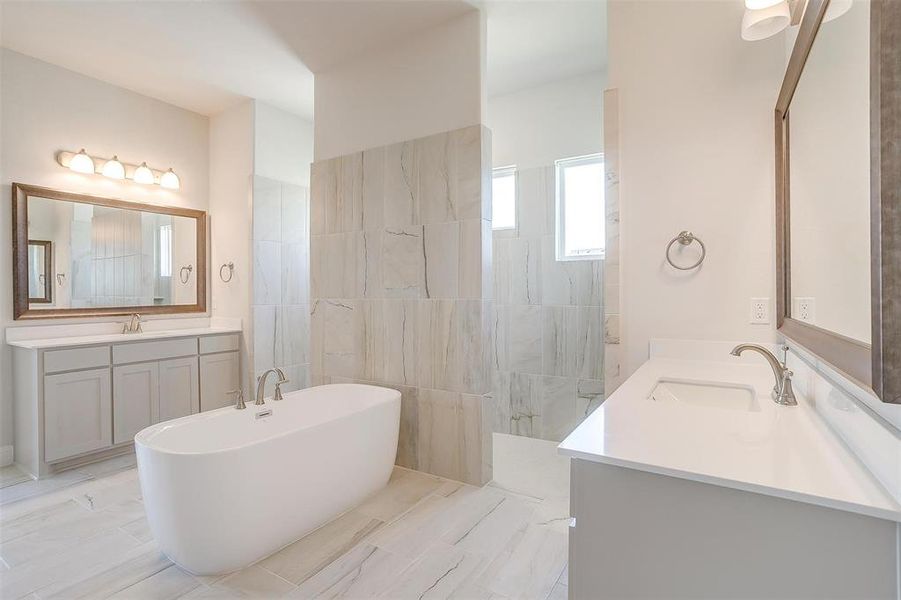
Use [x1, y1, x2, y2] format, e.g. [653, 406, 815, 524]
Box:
[7, 327, 242, 350]
[559, 356, 901, 522]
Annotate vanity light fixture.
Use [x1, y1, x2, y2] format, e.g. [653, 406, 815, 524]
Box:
[159, 168, 181, 190]
[133, 162, 155, 185]
[741, 0, 791, 41]
[57, 150, 181, 189]
[101, 155, 126, 180]
[68, 149, 95, 174]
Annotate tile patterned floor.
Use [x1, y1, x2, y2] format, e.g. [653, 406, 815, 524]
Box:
[0, 434, 569, 599]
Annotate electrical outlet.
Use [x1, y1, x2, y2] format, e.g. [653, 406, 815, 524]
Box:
[794, 297, 816, 323]
[750, 298, 770, 324]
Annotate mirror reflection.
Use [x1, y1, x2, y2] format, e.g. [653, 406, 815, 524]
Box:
[788, 0, 871, 344]
[26, 195, 199, 310]
[27, 240, 51, 303]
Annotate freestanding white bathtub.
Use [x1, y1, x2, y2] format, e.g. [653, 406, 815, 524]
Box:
[135, 383, 401, 575]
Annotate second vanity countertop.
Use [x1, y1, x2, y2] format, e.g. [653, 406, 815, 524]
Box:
[7, 326, 242, 350]
[559, 352, 901, 522]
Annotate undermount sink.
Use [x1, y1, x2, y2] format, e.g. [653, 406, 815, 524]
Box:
[649, 379, 761, 412]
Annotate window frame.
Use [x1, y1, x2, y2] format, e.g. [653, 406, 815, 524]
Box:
[491, 165, 518, 231]
[555, 153, 605, 261]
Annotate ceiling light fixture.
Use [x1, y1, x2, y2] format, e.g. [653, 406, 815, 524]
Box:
[101, 155, 125, 180]
[68, 149, 95, 174]
[741, 1, 791, 41]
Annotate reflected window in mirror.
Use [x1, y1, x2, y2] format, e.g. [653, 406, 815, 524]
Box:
[27, 240, 52, 304]
[787, 0, 871, 344]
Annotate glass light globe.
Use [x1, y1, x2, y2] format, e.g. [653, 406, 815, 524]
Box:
[101, 156, 125, 180]
[741, 2, 791, 41]
[69, 149, 95, 174]
[133, 162, 155, 185]
[159, 168, 180, 190]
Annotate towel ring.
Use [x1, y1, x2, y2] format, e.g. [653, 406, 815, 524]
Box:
[665, 231, 706, 271]
[179, 265, 193, 284]
[219, 262, 234, 283]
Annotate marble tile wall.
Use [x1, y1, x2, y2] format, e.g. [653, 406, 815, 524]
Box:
[491, 165, 606, 443]
[251, 176, 311, 397]
[310, 125, 494, 486]
[603, 88, 624, 396]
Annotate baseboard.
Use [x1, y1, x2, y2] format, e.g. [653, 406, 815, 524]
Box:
[0, 445, 13, 467]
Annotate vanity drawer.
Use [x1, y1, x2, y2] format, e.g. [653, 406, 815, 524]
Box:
[43, 346, 110, 374]
[113, 338, 198, 365]
[199, 334, 239, 355]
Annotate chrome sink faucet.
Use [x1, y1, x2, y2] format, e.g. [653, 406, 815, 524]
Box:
[256, 368, 289, 406]
[122, 313, 143, 334]
[730, 343, 797, 406]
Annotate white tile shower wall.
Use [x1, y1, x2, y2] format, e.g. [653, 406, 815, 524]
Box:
[491, 165, 605, 443]
[251, 176, 311, 397]
[603, 89, 624, 396]
[310, 125, 493, 485]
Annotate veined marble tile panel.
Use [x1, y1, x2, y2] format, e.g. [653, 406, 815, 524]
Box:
[507, 305, 543, 375]
[252, 241, 282, 306]
[576, 378, 605, 420]
[455, 125, 488, 223]
[252, 177, 282, 242]
[382, 543, 484, 599]
[320, 299, 359, 379]
[577, 307, 604, 380]
[424, 221, 460, 299]
[361, 230, 383, 299]
[311, 232, 361, 299]
[384, 140, 421, 228]
[361, 146, 385, 231]
[417, 389, 464, 481]
[382, 299, 419, 386]
[542, 306, 579, 377]
[253, 305, 281, 370]
[281, 304, 309, 367]
[281, 184, 308, 244]
[382, 227, 425, 297]
[493, 237, 512, 305]
[310, 161, 327, 236]
[419, 130, 456, 225]
[282, 242, 310, 305]
[485, 524, 567, 600]
[358, 299, 386, 382]
[536, 376, 578, 442]
[517, 166, 554, 238]
[509, 238, 541, 306]
[319, 153, 363, 234]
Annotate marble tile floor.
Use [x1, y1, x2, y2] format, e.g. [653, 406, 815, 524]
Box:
[0, 436, 569, 599]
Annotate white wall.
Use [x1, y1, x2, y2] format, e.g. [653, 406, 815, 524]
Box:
[209, 101, 254, 398]
[253, 101, 314, 186]
[0, 49, 210, 453]
[488, 70, 606, 170]
[313, 9, 485, 160]
[608, 0, 783, 376]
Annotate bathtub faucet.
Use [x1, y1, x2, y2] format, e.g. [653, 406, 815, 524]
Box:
[256, 368, 290, 405]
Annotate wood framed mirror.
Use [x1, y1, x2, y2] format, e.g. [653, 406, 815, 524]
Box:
[26, 240, 52, 304]
[12, 183, 208, 320]
[775, 0, 899, 403]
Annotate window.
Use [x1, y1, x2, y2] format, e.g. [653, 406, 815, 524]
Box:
[159, 225, 172, 277]
[556, 154, 605, 260]
[492, 166, 517, 230]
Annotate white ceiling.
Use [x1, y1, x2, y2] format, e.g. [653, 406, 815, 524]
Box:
[486, 1, 607, 97]
[0, 0, 606, 119]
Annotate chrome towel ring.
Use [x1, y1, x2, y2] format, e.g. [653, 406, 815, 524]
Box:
[665, 231, 706, 271]
[179, 265, 193, 284]
[219, 262, 234, 283]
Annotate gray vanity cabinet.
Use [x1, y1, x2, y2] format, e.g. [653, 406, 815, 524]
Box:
[199, 352, 240, 411]
[159, 357, 200, 421]
[112, 362, 160, 445]
[11, 331, 240, 478]
[43, 367, 112, 462]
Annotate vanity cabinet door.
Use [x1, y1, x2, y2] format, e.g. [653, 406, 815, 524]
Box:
[159, 356, 199, 422]
[44, 368, 112, 462]
[113, 362, 159, 445]
[199, 351, 240, 411]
